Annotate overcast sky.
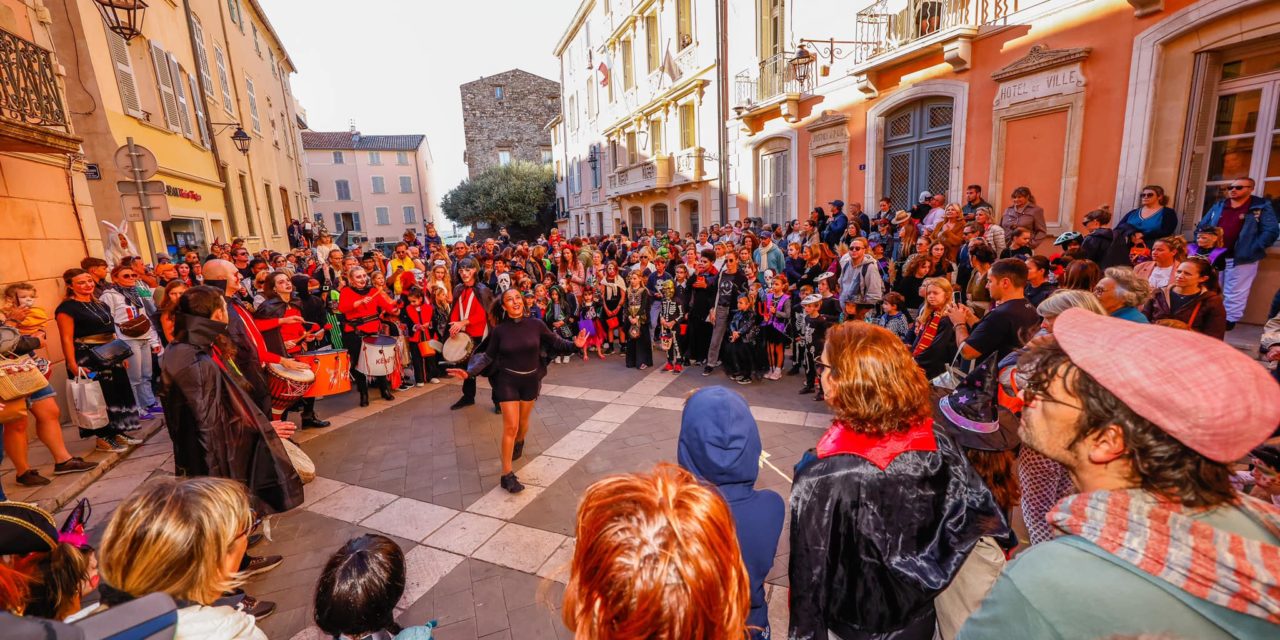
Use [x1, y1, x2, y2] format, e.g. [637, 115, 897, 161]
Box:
[260, 0, 580, 219]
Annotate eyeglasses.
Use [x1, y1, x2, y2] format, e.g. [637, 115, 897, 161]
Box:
[236, 509, 261, 540]
[814, 359, 833, 375]
[117, 273, 137, 280]
[1227, 185, 1251, 191]
[1140, 192, 1156, 197]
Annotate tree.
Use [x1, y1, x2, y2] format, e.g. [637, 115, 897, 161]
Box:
[440, 161, 556, 239]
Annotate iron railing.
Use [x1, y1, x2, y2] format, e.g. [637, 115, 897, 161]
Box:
[734, 51, 815, 108]
[0, 27, 69, 128]
[308, 178, 320, 196]
[852, 0, 1049, 65]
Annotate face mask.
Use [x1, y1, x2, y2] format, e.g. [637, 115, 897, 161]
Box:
[204, 279, 228, 292]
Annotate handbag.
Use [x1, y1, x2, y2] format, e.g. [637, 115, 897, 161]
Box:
[77, 339, 134, 371]
[119, 314, 152, 338]
[281, 438, 315, 484]
[0, 354, 49, 401]
[66, 371, 109, 429]
[930, 351, 969, 391]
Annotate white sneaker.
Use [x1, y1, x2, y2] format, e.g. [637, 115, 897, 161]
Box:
[429, 378, 441, 384]
[415, 382, 425, 387]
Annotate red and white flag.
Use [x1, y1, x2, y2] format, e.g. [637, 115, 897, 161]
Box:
[597, 61, 610, 87]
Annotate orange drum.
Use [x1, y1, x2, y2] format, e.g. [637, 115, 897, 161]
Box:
[296, 349, 352, 397]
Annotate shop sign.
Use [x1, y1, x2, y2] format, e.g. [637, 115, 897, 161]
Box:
[85, 163, 101, 180]
[994, 63, 1086, 109]
[166, 185, 203, 202]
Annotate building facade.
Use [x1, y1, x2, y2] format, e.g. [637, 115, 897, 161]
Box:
[460, 69, 560, 177]
[302, 129, 434, 248]
[553, 0, 725, 238]
[716, 0, 1280, 323]
[46, 0, 307, 258]
[0, 0, 102, 388]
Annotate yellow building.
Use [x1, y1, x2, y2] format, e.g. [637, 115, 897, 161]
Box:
[46, 0, 306, 259]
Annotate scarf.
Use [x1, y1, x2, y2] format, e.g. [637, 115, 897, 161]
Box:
[114, 283, 144, 308]
[1049, 489, 1280, 623]
[912, 310, 942, 356]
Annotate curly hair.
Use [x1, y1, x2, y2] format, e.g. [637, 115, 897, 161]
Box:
[564, 463, 750, 640]
[822, 322, 931, 434]
[1018, 338, 1235, 508]
[1103, 266, 1153, 308]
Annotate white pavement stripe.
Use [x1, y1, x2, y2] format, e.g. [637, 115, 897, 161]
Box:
[543, 384, 589, 398]
[422, 511, 505, 555]
[466, 485, 546, 520]
[536, 537, 576, 584]
[579, 388, 622, 403]
[645, 396, 686, 411]
[541, 430, 609, 460]
[576, 419, 621, 434]
[308, 484, 398, 523]
[400, 545, 465, 608]
[360, 497, 459, 542]
[589, 404, 640, 423]
[471, 523, 567, 574]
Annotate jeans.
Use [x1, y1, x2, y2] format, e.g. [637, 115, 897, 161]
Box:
[705, 306, 732, 367]
[1221, 258, 1260, 322]
[124, 339, 157, 409]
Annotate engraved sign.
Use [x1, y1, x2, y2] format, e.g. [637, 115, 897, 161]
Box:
[993, 63, 1086, 109]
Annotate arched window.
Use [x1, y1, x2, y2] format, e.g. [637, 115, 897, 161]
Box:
[652, 203, 669, 232]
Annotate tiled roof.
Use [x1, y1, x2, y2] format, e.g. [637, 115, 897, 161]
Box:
[301, 131, 426, 151]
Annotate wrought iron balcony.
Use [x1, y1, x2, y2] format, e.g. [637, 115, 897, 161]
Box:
[734, 51, 815, 109]
[308, 178, 320, 197]
[851, 0, 1051, 67]
[0, 27, 80, 154]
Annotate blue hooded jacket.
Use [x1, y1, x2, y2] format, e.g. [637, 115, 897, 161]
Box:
[678, 387, 785, 638]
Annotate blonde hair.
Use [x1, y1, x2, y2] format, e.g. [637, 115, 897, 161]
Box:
[100, 477, 251, 605]
[822, 323, 931, 434]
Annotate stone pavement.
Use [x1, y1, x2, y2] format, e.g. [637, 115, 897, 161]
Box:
[33, 353, 832, 639]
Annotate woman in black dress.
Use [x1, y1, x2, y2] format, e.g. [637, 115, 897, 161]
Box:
[446, 289, 587, 494]
[54, 269, 140, 452]
[623, 271, 652, 369]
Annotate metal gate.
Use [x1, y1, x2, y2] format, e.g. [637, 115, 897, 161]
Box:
[883, 98, 953, 209]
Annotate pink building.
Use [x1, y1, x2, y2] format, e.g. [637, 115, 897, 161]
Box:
[302, 128, 434, 247]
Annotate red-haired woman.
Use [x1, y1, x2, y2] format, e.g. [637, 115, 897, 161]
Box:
[789, 323, 1009, 640]
[563, 463, 751, 640]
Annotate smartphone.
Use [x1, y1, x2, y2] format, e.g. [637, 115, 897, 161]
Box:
[952, 292, 961, 305]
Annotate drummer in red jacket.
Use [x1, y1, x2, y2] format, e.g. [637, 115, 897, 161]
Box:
[448, 258, 495, 412]
[338, 266, 399, 407]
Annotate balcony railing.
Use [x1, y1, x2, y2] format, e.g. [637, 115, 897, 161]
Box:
[734, 51, 815, 108]
[0, 28, 68, 128]
[308, 178, 320, 197]
[852, 0, 1050, 66]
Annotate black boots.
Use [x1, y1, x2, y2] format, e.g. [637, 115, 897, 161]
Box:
[512, 439, 525, 461]
[380, 380, 395, 402]
[500, 472, 525, 493]
[301, 414, 330, 428]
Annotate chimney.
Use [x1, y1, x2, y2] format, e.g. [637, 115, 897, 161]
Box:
[349, 119, 360, 142]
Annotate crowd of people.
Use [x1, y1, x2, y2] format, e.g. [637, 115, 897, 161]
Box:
[2, 178, 1280, 638]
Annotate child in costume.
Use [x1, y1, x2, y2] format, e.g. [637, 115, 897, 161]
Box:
[656, 279, 686, 372]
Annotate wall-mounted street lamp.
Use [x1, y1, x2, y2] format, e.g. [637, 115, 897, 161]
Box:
[93, 0, 148, 42]
[790, 45, 814, 86]
[587, 145, 599, 171]
[211, 122, 251, 155]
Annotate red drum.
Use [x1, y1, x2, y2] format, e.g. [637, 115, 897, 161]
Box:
[266, 363, 315, 414]
[296, 349, 351, 397]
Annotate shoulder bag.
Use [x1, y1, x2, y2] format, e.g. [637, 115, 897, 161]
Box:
[0, 353, 48, 401]
[77, 339, 134, 371]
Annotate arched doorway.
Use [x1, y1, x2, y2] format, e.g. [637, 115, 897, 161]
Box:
[881, 98, 954, 209]
[628, 206, 643, 233]
[680, 199, 700, 233]
[652, 203, 670, 232]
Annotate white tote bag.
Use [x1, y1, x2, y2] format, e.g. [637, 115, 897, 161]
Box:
[66, 371, 109, 429]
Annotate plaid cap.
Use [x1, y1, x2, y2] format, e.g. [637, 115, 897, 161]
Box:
[1053, 308, 1280, 462]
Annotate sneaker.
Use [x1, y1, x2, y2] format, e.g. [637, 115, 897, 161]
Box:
[53, 457, 99, 475]
[247, 532, 264, 548]
[673, 364, 683, 373]
[736, 376, 752, 385]
[429, 378, 441, 384]
[1226, 320, 1237, 331]
[415, 382, 425, 387]
[95, 437, 127, 453]
[500, 472, 525, 494]
[115, 433, 144, 446]
[702, 366, 714, 376]
[450, 397, 475, 411]
[662, 363, 673, 372]
[237, 595, 276, 621]
[241, 554, 283, 578]
[16, 470, 51, 486]
[639, 364, 648, 370]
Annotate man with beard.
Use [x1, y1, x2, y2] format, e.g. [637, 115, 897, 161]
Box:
[960, 310, 1280, 639]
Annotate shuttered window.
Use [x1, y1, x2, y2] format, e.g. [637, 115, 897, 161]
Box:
[375, 207, 390, 225]
[170, 57, 194, 138]
[403, 206, 416, 224]
[263, 183, 279, 235]
[399, 176, 412, 193]
[150, 42, 182, 132]
[106, 30, 142, 117]
[245, 75, 260, 132]
[213, 46, 233, 114]
[371, 176, 385, 193]
[190, 15, 213, 99]
[189, 74, 209, 146]
[679, 103, 696, 149]
[335, 180, 351, 200]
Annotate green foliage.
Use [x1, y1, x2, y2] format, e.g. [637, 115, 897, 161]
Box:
[440, 162, 556, 235]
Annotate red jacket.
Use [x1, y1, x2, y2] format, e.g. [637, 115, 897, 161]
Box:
[450, 285, 489, 339]
[230, 303, 281, 365]
[338, 287, 397, 334]
[254, 306, 306, 355]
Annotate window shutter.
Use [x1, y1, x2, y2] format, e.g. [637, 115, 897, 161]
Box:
[169, 56, 194, 138]
[376, 207, 389, 225]
[190, 16, 213, 98]
[150, 42, 182, 131]
[106, 29, 142, 117]
[245, 76, 260, 132]
[400, 176, 412, 192]
[214, 46, 233, 114]
[189, 74, 209, 146]
[403, 206, 416, 224]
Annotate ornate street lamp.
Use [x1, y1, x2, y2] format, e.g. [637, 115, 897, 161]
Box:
[586, 145, 599, 172]
[230, 127, 251, 155]
[93, 0, 148, 42]
[790, 45, 814, 87]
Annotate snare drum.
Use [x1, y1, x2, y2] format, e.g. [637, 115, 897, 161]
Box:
[441, 333, 475, 364]
[356, 336, 399, 377]
[266, 363, 315, 414]
[295, 349, 351, 397]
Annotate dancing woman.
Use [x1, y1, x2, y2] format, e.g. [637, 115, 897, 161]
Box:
[338, 266, 398, 407]
[447, 289, 587, 494]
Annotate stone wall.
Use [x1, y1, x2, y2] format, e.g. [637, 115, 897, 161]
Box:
[460, 69, 560, 177]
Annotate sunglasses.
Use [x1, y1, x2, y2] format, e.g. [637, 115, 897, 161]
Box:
[1227, 185, 1250, 191]
[1141, 192, 1156, 197]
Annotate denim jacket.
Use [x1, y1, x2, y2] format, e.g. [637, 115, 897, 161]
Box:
[1197, 195, 1279, 264]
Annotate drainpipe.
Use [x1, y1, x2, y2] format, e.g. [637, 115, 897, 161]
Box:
[715, 0, 729, 226]
[179, 0, 235, 245]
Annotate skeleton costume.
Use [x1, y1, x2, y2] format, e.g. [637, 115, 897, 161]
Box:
[796, 295, 832, 392]
[656, 282, 686, 366]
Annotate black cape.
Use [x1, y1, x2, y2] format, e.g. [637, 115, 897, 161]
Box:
[159, 314, 304, 514]
[787, 419, 1011, 640]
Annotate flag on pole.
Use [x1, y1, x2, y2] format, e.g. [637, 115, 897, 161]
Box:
[661, 40, 682, 85]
